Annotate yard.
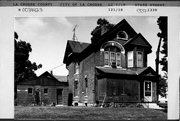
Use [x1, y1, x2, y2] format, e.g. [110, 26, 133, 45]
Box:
[15, 106, 167, 120]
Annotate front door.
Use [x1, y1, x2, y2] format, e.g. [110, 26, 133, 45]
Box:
[57, 89, 63, 105]
[144, 81, 152, 102]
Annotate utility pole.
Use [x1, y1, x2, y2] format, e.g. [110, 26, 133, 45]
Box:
[156, 36, 162, 75]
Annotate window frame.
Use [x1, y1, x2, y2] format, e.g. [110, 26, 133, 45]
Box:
[110, 52, 116, 66]
[104, 51, 110, 66]
[28, 88, 33, 95]
[74, 80, 78, 97]
[137, 51, 143, 67]
[127, 51, 134, 67]
[144, 81, 152, 96]
[85, 77, 88, 96]
[44, 88, 48, 95]
[74, 62, 79, 74]
[116, 52, 121, 67]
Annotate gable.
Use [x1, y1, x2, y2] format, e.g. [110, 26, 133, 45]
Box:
[40, 75, 65, 86]
[17, 71, 68, 86]
[63, 40, 90, 64]
[138, 66, 157, 76]
[79, 19, 138, 62]
[54, 75, 67, 82]
[124, 33, 152, 48]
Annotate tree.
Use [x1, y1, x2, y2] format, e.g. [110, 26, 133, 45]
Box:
[14, 32, 42, 100]
[91, 18, 114, 43]
[156, 17, 167, 97]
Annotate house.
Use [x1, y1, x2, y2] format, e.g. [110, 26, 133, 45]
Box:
[16, 71, 69, 106]
[63, 19, 159, 106]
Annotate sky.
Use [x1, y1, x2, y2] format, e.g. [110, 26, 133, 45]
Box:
[15, 16, 162, 76]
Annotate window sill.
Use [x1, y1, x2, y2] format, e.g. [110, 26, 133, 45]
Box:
[116, 66, 122, 68]
[104, 65, 111, 68]
[74, 73, 79, 75]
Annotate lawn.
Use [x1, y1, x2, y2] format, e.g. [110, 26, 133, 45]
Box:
[15, 106, 167, 120]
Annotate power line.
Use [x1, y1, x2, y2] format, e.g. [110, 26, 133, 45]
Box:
[48, 64, 64, 71]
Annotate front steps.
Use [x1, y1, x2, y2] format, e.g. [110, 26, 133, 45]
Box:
[142, 103, 164, 109]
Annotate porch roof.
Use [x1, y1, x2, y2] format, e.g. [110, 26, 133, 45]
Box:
[95, 66, 158, 77]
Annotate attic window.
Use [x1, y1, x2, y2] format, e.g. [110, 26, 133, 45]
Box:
[117, 31, 128, 40]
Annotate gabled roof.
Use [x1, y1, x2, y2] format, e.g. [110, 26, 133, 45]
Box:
[96, 66, 137, 75]
[17, 71, 68, 86]
[54, 75, 67, 82]
[38, 71, 57, 80]
[63, 40, 90, 64]
[68, 40, 90, 53]
[78, 19, 138, 62]
[124, 33, 152, 53]
[63, 19, 153, 65]
[96, 66, 158, 77]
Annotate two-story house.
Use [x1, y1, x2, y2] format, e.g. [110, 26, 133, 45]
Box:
[63, 19, 159, 106]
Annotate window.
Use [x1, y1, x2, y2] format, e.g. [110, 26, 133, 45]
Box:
[74, 80, 78, 96]
[137, 51, 143, 67]
[85, 77, 88, 96]
[104, 45, 123, 67]
[116, 52, 121, 67]
[110, 52, 116, 65]
[74, 81, 78, 89]
[145, 82, 151, 96]
[117, 31, 128, 40]
[128, 51, 133, 67]
[44, 88, 48, 95]
[28, 88, 33, 94]
[75, 63, 79, 74]
[104, 51, 109, 66]
[85, 77, 88, 88]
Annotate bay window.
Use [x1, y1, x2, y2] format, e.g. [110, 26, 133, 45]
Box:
[104, 51, 121, 67]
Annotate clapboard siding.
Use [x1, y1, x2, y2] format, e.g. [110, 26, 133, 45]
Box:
[17, 85, 69, 106]
[16, 72, 69, 106]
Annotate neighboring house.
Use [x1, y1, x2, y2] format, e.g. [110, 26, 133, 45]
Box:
[16, 71, 68, 106]
[63, 19, 159, 106]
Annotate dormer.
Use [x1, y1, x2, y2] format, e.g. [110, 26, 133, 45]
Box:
[124, 33, 152, 68]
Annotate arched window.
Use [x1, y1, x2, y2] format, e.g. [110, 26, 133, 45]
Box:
[117, 31, 128, 40]
[102, 41, 124, 67]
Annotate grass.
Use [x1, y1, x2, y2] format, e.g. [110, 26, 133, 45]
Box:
[15, 106, 167, 120]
